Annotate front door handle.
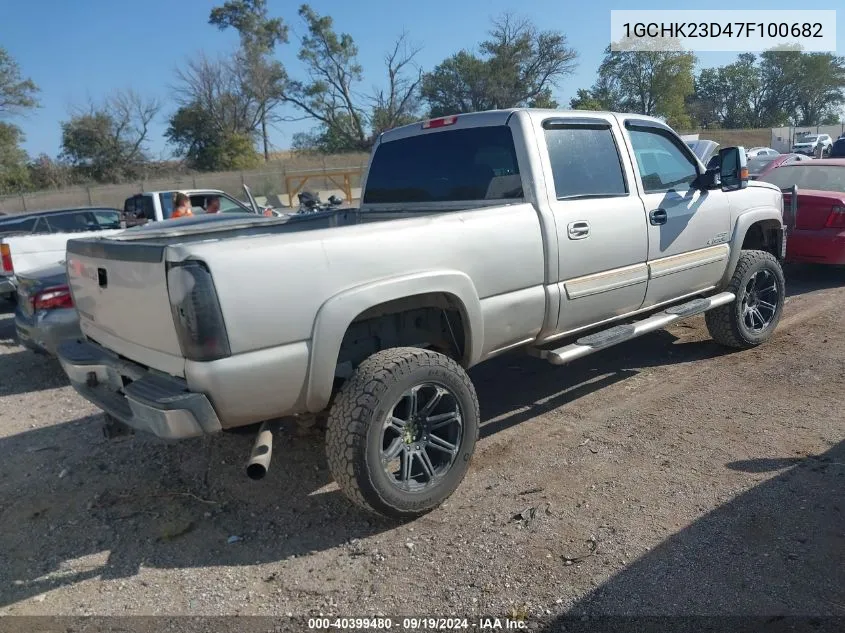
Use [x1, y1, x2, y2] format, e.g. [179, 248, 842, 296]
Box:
[567, 221, 591, 240]
[649, 208, 668, 225]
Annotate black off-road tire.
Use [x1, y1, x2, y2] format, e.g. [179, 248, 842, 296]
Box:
[325, 347, 480, 520]
[705, 249, 785, 349]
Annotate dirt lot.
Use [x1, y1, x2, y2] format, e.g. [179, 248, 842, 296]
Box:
[0, 265, 843, 626]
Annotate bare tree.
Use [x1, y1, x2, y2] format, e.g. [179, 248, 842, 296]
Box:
[209, 0, 288, 161]
[284, 6, 423, 152]
[60, 89, 161, 182]
[172, 53, 262, 137]
[371, 33, 423, 135]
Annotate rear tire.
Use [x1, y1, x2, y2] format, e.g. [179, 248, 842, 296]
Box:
[706, 250, 785, 349]
[325, 347, 479, 520]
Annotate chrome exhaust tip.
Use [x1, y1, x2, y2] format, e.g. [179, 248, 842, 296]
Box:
[246, 421, 273, 480]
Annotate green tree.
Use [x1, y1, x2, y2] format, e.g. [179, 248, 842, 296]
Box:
[587, 39, 696, 129]
[692, 55, 765, 129]
[28, 153, 73, 190]
[166, 101, 259, 170]
[569, 88, 607, 111]
[60, 90, 160, 183]
[283, 6, 421, 152]
[422, 15, 577, 116]
[758, 50, 806, 125]
[209, 0, 288, 161]
[0, 122, 30, 193]
[792, 53, 845, 125]
[0, 47, 39, 117]
[689, 51, 845, 128]
[0, 48, 38, 193]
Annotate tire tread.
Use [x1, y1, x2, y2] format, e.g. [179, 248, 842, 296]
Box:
[325, 347, 479, 519]
[705, 249, 784, 349]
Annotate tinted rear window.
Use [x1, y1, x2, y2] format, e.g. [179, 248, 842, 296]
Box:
[363, 126, 522, 204]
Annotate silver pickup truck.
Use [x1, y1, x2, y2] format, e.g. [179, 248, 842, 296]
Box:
[57, 109, 787, 519]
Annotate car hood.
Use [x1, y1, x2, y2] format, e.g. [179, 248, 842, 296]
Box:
[687, 140, 719, 163]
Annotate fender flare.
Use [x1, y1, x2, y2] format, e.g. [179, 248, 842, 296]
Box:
[721, 208, 785, 287]
[304, 270, 484, 412]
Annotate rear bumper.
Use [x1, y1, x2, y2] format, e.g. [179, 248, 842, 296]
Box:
[786, 228, 845, 264]
[15, 308, 81, 356]
[57, 339, 222, 440]
[0, 276, 15, 296]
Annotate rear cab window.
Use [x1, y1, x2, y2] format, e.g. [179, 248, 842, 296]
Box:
[363, 125, 523, 205]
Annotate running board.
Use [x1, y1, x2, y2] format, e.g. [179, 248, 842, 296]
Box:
[529, 292, 736, 366]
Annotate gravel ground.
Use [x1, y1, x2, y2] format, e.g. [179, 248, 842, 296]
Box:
[0, 264, 843, 627]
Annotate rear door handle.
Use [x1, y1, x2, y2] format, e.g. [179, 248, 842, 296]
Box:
[649, 208, 668, 225]
[567, 221, 591, 240]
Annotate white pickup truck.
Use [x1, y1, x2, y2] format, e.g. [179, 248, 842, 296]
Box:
[0, 207, 124, 300]
[121, 185, 275, 227]
[58, 109, 787, 519]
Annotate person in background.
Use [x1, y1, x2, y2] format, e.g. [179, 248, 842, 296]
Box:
[171, 192, 193, 219]
[206, 195, 221, 214]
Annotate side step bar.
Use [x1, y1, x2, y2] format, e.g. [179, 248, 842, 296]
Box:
[529, 291, 736, 366]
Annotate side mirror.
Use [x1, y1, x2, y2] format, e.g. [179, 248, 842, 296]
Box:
[719, 147, 749, 192]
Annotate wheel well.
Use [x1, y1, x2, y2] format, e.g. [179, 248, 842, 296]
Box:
[335, 293, 469, 380]
[741, 220, 781, 257]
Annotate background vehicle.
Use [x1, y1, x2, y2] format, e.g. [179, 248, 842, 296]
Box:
[1, 208, 123, 301]
[296, 191, 344, 214]
[829, 137, 845, 158]
[14, 264, 79, 355]
[792, 134, 833, 157]
[122, 185, 277, 226]
[685, 139, 720, 169]
[746, 147, 779, 158]
[759, 159, 845, 265]
[58, 109, 786, 520]
[748, 153, 810, 180]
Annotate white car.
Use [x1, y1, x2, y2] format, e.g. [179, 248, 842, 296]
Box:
[791, 134, 833, 157]
[746, 147, 779, 158]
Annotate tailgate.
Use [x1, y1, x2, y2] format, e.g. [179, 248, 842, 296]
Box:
[66, 239, 185, 375]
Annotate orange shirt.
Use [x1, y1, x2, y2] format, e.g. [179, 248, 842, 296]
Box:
[171, 207, 193, 219]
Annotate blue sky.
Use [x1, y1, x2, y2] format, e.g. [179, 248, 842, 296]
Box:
[1, 0, 842, 158]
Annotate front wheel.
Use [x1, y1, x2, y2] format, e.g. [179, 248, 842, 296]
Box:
[705, 249, 785, 349]
[325, 347, 480, 520]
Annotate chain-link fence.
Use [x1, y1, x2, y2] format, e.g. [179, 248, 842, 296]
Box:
[0, 153, 370, 214]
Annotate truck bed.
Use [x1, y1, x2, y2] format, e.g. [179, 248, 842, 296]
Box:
[66, 202, 547, 380]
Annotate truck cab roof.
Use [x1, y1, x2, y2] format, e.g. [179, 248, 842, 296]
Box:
[379, 109, 668, 143]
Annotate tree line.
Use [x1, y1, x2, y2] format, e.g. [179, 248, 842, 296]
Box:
[1, 0, 844, 194]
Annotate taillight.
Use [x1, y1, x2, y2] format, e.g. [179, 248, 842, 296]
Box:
[1, 244, 12, 274]
[166, 260, 231, 362]
[422, 115, 458, 129]
[824, 206, 845, 228]
[33, 285, 73, 311]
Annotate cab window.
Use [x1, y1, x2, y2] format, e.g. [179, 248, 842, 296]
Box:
[627, 125, 698, 193]
[543, 122, 627, 199]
